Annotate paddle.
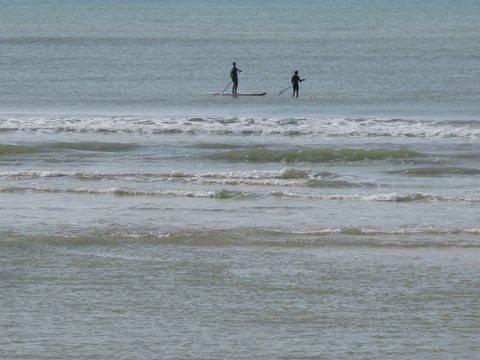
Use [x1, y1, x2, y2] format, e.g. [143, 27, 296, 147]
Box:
[279, 79, 306, 95]
[279, 85, 292, 95]
[221, 80, 233, 94]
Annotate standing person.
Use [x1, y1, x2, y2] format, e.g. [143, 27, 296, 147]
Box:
[291, 70, 305, 98]
[230, 62, 242, 94]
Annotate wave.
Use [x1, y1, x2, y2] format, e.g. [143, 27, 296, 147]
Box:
[45, 142, 140, 152]
[0, 186, 255, 199]
[0, 144, 38, 155]
[0, 141, 139, 155]
[390, 167, 480, 176]
[1, 115, 479, 138]
[3, 227, 479, 248]
[1, 185, 479, 203]
[274, 191, 480, 202]
[192, 143, 243, 150]
[207, 148, 424, 163]
[0, 169, 370, 188]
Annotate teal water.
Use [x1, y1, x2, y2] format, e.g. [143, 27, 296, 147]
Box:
[1, 1, 479, 359]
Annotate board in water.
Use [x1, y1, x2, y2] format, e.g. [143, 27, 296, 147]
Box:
[212, 92, 267, 97]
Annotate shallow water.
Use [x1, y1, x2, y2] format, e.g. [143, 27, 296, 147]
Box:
[1, 114, 479, 359]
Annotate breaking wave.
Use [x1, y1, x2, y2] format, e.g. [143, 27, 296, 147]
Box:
[1, 115, 479, 138]
[0, 169, 371, 188]
[1, 185, 479, 202]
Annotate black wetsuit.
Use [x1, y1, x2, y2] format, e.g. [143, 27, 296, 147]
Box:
[230, 66, 240, 93]
[291, 74, 303, 97]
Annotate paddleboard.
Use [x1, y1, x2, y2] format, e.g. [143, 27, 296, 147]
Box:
[212, 92, 267, 96]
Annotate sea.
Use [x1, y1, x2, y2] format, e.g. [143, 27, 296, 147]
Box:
[1, 0, 479, 359]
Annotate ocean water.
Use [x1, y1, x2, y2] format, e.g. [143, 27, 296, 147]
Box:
[1, 1, 479, 359]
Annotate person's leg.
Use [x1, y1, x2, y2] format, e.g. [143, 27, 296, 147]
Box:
[232, 79, 238, 94]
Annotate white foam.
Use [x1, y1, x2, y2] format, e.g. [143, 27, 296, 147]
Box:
[1, 115, 479, 138]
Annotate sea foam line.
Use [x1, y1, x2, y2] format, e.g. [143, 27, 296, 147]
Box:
[0, 169, 368, 188]
[1, 115, 479, 138]
[272, 191, 480, 202]
[0, 186, 255, 199]
[1, 186, 479, 202]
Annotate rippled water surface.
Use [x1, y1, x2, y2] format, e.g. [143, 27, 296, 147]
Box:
[1, 0, 479, 358]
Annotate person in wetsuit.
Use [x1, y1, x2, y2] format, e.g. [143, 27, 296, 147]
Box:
[291, 70, 305, 98]
[230, 62, 242, 94]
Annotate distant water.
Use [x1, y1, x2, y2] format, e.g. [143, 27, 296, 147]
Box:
[1, 0, 480, 117]
[1, 1, 479, 359]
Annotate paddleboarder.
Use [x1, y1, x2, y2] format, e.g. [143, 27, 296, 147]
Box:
[291, 70, 305, 98]
[230, 62, 242, 94]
